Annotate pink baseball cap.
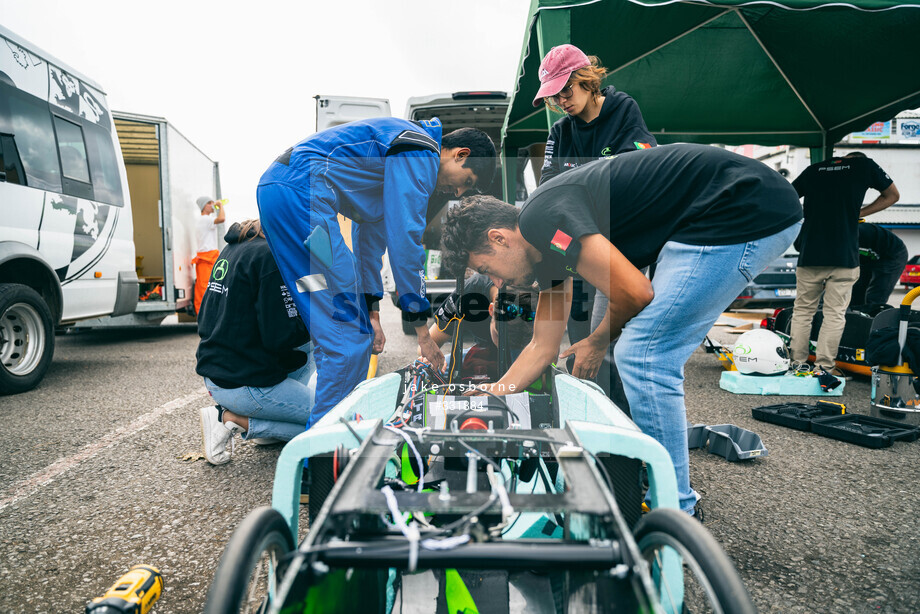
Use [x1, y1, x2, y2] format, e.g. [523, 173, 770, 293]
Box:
[532, 44, 590, 107]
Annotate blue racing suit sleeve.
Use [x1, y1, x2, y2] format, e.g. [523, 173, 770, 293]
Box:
[383, 148, 437, 317]
[354, 218, 387, 310]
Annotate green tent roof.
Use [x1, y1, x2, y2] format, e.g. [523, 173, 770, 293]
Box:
[503, 0, 920, 161]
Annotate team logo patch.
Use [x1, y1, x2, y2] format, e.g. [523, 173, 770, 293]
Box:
[550, 229, 572, 255]
[212, 259, 229, 281]
[634, 142, 652, 150]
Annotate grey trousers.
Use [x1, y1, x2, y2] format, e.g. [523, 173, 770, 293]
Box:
[789, 266, 860, 370]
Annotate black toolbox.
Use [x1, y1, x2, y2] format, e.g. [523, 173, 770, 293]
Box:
[752, 401, 847, 431]
[809, 414, 920, 449]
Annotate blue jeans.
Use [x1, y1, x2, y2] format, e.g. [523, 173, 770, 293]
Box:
[614, 222, 801, 513]
[204, 342, 317, 441]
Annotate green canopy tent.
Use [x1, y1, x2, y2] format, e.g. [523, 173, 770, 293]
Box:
[501, 0, 920, 199]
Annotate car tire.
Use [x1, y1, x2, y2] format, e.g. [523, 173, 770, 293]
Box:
[203, 506, 294, 614]
[0, 283, 55, 395]
[634, 508, 756, 613]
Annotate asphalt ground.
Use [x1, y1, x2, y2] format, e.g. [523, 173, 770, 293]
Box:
[0, 299, 918, 613]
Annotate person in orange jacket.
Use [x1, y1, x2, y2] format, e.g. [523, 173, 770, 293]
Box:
[192, 196, 226, 315]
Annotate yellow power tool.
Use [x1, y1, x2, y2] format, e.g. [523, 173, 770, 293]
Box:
[85, 565, 163, 614]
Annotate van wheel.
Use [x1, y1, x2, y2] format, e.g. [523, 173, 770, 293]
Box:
[0, 283, 55, 395]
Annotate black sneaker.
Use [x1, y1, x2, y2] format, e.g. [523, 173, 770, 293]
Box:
[814, 369, 842, 392]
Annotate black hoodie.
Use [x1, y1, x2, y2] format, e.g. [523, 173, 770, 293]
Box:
[196, 223, 309, 389]
[539, 86, 656, 185]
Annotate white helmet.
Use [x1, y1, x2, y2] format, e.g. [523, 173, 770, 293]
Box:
[732, 329, 789, 376]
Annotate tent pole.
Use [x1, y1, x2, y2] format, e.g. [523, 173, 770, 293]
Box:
[502, 2, 570, 204]
[535, 7, 570, 133]
[500, 0, 542, 203]
[809, 144, 834, 165]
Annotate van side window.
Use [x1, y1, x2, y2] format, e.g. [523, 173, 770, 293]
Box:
[52, 115, 93, 200]
[84, 121, 124, 207]
[53, 116, 90, 182]
[0, 133, 26, 185]
[0, 81, 62, 192]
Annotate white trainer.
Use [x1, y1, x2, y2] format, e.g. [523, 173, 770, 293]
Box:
[250, 437, 283, 446]
[200, 406, 245, 465]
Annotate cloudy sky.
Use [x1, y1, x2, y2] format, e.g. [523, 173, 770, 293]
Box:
[0, 0, 532, 221]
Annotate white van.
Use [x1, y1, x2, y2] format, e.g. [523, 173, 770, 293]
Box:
[0, 26, 219, 394]
[0, 25, 136, 393]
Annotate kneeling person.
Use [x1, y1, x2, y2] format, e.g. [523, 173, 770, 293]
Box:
[196, 220, 316, 465]
[442, 144, 803, 516]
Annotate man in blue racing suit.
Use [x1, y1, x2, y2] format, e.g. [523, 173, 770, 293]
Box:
[257, 118, 495, 427]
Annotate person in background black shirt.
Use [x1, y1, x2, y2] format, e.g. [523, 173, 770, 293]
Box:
[789, 152, 899, 384]
[851, 221, 908, 307]
[196, 220, 315, 465]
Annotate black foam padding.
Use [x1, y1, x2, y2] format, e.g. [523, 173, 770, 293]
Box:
[599, 454, 643, 530]
[518, 457, 539, 483]
[308, 453, 335, 525]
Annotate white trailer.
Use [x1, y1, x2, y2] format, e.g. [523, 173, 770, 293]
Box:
[74, 111, 222, 328]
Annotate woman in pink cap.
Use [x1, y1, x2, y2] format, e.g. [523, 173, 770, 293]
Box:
[532, 44, 656, 411]
[533, 43, 656, 184]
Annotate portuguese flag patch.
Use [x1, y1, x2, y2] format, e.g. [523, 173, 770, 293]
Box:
[550, 229, 572, 255]
[635, 142, 652, 149]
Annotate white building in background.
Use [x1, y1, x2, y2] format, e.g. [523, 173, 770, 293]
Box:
[732, 108, 920, 257]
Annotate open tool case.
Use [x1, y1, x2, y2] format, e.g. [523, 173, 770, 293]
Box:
[751, 401, 846, 431]
[752, 401, 920, 448]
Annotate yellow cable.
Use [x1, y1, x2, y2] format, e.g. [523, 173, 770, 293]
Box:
[447, 315, 464, 384]
[436, 314, 464, 333]
[902, 286, 920, 307]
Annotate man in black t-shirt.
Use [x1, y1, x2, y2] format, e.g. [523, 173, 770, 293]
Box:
[441, 144, 803, 517]
[789, 152, 899, 380]
[850, 222, 908, 307]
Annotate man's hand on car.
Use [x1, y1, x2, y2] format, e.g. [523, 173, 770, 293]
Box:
[416, 325, 446, 371]
[462, 382, 505, 396]
[559, 335, 607, 380]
